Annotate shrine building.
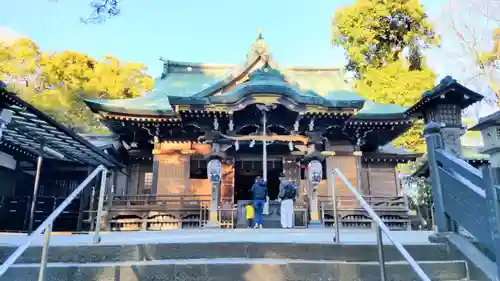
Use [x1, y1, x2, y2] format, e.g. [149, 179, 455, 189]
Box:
[84, 34, 423, 230]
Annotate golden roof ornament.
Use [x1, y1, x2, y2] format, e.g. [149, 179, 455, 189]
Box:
[250, 27, 269, 61]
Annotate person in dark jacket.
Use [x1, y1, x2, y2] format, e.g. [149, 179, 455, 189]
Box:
[251, 176, 267, 228]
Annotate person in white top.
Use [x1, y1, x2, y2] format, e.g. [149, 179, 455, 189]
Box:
[277, 173, 297, 229]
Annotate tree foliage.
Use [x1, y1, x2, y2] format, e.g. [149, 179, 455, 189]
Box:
[332, 0, 438, 76]
[332, 0, 439, 153]
[0, 37, 153, 133]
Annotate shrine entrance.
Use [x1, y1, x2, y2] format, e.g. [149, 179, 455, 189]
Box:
[233, 159, 283, 202]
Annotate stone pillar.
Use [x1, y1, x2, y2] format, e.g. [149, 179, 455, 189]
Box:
[205, 181, 220, 228]
[205, 156, 223, 228]
[475, 114, 500, 276]
[307, 159, 324, 228]
[423, 122, 449, 234]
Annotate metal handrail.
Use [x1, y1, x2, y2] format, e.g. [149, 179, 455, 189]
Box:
[332, 168, 431, 281]
[0, 165, 108, 279]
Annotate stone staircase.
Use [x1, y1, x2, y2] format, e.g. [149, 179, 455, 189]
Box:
[0, 233, 486, 281]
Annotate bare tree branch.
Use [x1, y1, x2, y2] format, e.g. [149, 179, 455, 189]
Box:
[80, 0, 121, 24]
[442, 0, 500, 108]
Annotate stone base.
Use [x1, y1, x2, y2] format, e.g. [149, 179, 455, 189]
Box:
[428, 232, 452, 243]
[203, 220, 219, 229]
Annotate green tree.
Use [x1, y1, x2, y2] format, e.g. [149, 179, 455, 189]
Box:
[332, 0, 439, 153]
[0, 37, 154, 133]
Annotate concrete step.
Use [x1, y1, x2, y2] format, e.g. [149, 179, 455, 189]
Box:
[1, 258, 469, 281]
[0, 242, 453, 264]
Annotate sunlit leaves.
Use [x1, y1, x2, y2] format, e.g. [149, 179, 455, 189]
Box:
[332, 0, 439, 76]
[356, 60, 436, 107]
[0, 37, 153, 133]
[332, 0, 439, 153]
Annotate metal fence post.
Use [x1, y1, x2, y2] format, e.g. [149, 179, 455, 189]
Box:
[93, 169, 108, 244]
[423, 122, 450, 233]
[331, 171, 340, 243]
[375, 224, 387, 281]
[38, 223, 52, 281]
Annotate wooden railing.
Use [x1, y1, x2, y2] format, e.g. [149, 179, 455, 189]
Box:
[108, 194, 212, 207]
[0, 195, 81, 232]
[104, 194, 240, 230]
[317, 195, 410, 230]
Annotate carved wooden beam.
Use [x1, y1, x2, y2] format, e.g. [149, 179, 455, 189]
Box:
[220, 133, 308, 144]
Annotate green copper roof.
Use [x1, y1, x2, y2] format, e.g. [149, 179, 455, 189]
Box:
[325, 90, 364, 101]
[282, 67, 352, 96]
[153, 74, 220, 97]
[84, 88, 175, 116]
[85, 56, 409, 120]
[355, 100, 408, 118]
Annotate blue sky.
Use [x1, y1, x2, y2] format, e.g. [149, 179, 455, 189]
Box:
[1, 0, 444, 76]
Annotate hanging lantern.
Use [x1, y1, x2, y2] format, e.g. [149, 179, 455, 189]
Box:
[307, 160, 322, 187]
[207, 159, 222, 183]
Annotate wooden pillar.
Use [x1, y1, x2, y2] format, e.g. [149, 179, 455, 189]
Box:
[151, 157, 159, 195]
[220, 161, 235, 204]
[127, 164, 140, 195]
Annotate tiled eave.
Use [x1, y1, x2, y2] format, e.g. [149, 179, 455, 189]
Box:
[101, 112, 181, 122]
[0, 85, 123, 168]
[404, 76, 484, 118]
[346, 119, 413, 126]
[363, 153, 422, 163]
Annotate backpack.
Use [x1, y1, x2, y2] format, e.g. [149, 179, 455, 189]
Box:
[283, 183, 297, 200]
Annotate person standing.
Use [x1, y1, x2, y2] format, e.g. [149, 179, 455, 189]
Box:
[278, 175, 297, 229]
[251, 176, 267, 228]
[245, 202, 254, 228]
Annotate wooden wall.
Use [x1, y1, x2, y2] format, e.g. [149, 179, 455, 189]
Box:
[361, 162, 399, 196]
[188, 179, 211, 194]
[327, 156, 359, 194]
[155, 154, 190, 195]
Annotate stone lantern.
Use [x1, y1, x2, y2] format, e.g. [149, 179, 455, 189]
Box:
[205, 157, 223, 228]
[471, 111, 500, 168]
[470, 111, 500, 278]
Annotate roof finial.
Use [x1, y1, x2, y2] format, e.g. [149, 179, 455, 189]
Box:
[258, 28, 263, 39]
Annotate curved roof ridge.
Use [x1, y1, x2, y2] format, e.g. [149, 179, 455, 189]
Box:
[285, 66, 343, 72]
[160, 58, 236, 70]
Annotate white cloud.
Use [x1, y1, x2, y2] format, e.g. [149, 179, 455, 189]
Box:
[0, 26, 24, 44]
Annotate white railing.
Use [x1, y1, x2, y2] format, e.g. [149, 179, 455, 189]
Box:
[0, 165, 108, 280]
[331, 168, 431, 281]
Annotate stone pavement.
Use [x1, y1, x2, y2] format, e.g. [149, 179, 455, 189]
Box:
[0, 228, 434, 247]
